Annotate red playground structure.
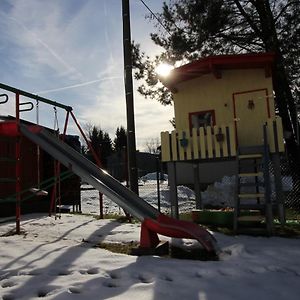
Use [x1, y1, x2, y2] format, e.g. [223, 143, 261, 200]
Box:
[0, 82, 218, 256]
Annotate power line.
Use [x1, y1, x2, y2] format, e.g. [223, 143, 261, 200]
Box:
[138, 0, 171, 35]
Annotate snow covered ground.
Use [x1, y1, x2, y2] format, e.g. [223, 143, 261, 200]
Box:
[0, 213, 300, 300]
[0, 177, 300, 299]
[81, 180, 197, 216]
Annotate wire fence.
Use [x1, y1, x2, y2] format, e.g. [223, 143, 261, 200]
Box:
[280, 156, 300, 220]
[80, 154, 300, 222]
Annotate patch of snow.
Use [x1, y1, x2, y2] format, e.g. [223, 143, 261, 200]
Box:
[140, 172, 168, 182]
[0, 214, 299, 300]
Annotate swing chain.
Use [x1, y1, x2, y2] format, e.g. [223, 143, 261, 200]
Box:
[53, 106, 59, 133]
[36, 100, 39, 125]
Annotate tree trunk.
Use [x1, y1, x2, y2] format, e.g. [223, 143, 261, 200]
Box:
[254, 0, 300, 173]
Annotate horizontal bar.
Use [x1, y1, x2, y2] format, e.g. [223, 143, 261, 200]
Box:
[0, 178, 16, 183]
[0, 82, 72, 112]
[0, 157, 16, 163]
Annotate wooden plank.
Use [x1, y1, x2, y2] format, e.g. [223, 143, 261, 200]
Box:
[160, 131, 171, 162]
[267, 118, 275, 152]
[275, 117, 285, 152]
[228, 124, 236, 156]
[185, 129, 192, 160]
[206, 126, 213, 158]
[214, 125, 221, 158]
[178, 130, 185, 161]
[171, 130, 178, 161]
[192, 128, 199, 159]
[238, 215, 265, 222]
[199, 127, 206, 159]
[238, 154, 262, 159]
[221, 124, 228, 157]
[239, 172, 263, 177]
[238, 193, 264, 198]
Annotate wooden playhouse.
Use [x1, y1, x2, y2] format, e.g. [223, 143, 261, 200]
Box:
[160, 52, 285, 233]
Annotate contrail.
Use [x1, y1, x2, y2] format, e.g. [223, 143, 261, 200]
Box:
[8, 16, 83, 80]
[36, 76, 122, 94]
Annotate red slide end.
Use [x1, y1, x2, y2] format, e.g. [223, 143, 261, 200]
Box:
[140, 214, 217, 253]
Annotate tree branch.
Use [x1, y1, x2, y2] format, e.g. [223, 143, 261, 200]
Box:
[233, 0, 263, 39]
[274, 1, 299, 23]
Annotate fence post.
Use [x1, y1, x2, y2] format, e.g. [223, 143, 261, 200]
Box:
[193, 163, 202, 209]
[272, 120, 286, 225]
[156, 155, 161, 212]
[168, 162, 178, 219]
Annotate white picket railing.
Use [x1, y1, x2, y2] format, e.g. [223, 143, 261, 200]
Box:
[161, 117, 284, 162]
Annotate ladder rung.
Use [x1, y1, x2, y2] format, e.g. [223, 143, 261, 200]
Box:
[239, 204, 265, 210]
[0, 137, 11, 141]
[238, 215, 265, 222]
[238, 154, 263, 160]
[238, 193, 264, 198]
[239, 162, 262, 169]
[239, 172, 263, 177]
[0, 197, 15, 203]
[0, 178, 16, 183]
[238, 146, 264, 154]
[0, 157, 16, 163]
[239, 182, 264, 188]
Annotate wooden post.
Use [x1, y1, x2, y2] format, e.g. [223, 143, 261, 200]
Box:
[168, 162, 178, 219]
[272, 120, 285, 225]
[122, 0, 139, 195]
[263, 124, 273, 235]
[156, 156, 161, 212]
[193, 163, 202, 209]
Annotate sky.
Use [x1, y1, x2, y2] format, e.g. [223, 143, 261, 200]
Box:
[0, 0, 174, 150]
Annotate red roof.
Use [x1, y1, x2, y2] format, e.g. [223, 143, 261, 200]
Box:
[162, 52, 275, 91]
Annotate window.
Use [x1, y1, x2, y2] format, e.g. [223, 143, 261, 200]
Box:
[189, 110, 215, 130]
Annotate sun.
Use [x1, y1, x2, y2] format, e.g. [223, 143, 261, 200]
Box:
[155, 63, 173, 77]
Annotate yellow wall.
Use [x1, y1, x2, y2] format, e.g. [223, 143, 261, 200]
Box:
[173, 68, 275, 131]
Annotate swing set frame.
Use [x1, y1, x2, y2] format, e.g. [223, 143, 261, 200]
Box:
[0, 82, 103, 233]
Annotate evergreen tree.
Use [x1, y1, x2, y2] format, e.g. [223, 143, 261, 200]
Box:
[114, 126, 127, 153]
[86, 125, 113, 167]
[133, 0, 300, 162]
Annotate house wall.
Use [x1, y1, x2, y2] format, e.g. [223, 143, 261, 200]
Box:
[173, 160, 237, 186]
[173, 68, 275, 130]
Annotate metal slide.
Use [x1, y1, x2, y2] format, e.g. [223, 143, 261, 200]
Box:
[20, 125, 218, 254]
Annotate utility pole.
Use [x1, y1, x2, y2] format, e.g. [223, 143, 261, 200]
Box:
[122, 0, 139, 195]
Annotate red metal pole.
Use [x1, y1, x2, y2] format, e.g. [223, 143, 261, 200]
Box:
[15, 93, 21, 234]
[62, 111, 70, 139]
[49, 162, 57, 217]
[70, 111, 104, 218]
[70, 111, 102, 167]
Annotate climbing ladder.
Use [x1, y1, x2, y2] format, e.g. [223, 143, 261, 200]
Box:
[233, 126, 275, 235]
[0, 137, 18, 203]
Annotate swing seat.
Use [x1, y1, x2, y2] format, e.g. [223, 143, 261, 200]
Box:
[29, 188, 48, 196]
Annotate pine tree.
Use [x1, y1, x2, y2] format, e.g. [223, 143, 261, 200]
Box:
[114, 126, 127, 153]
[86, 125, 113, 167]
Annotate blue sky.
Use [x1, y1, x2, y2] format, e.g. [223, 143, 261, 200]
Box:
[0, 0, 174, 150]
